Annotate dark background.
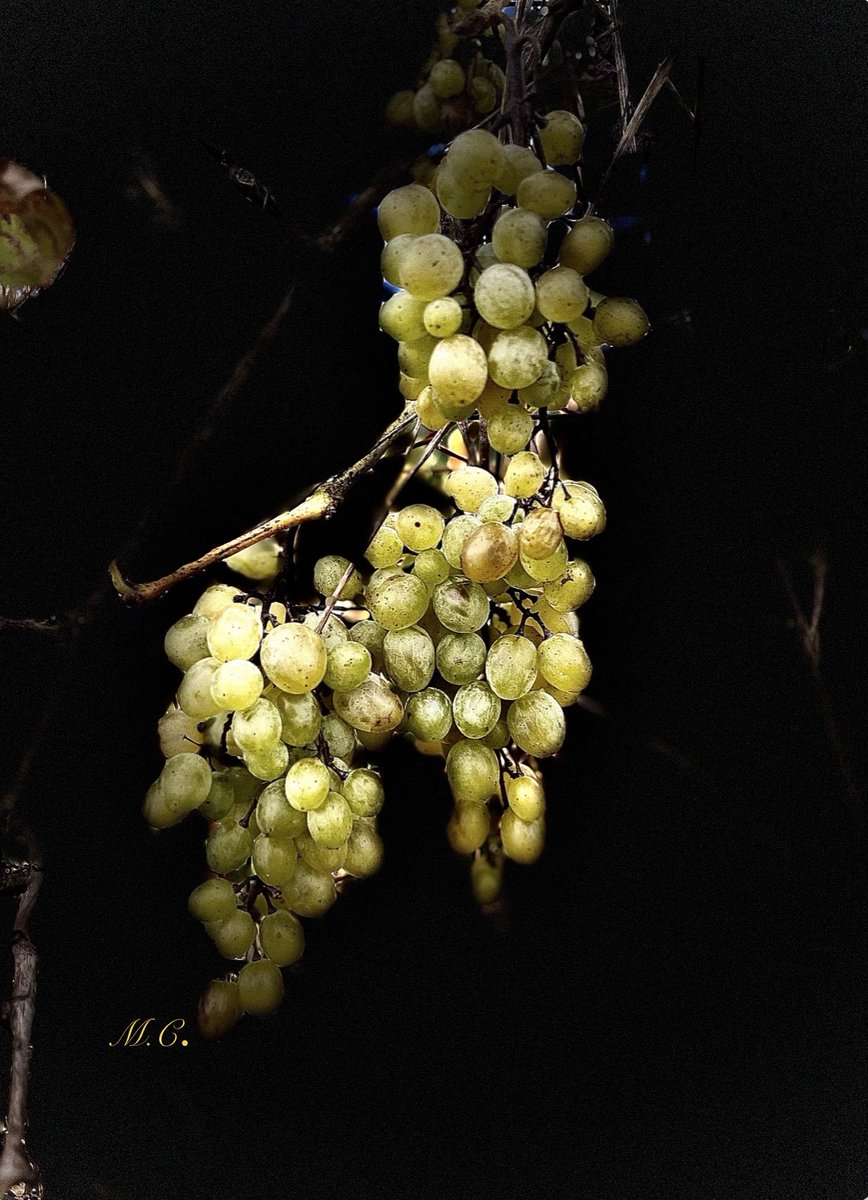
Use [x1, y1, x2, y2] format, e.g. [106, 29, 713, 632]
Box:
[2, 2, 868, 1197]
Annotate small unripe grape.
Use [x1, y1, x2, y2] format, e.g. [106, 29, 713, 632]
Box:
[285, 757, 330, 812]
[176, 658, 222, 721]
[260, 623, 327, 694]
[542, 559, 595, 612]
[159, 753, 213, 815]
[205, 821, 254, 874]
[447, 802, 491, 853]
[365, 570, 429, 631]
[157, 708, 204, 757]
[537, 633, 592, 694]
[343, 768, 385, 818]
[516, 171, 577, 220]
[436, 163, 490, 220]
[428, 334, 489, 408]
[487, 405, 534, 455]
[259, 910, 305, 967]
[453, 681, 501, 739]
[518, 507, 563, 560]
[231, 698, 282, 753]
[535, 266, 589, 324]
[198, 979, 242, 1040]
[165, 614, 210, 671]
[473, 263, 536, 330]
[471, 854, 503, 905]
[446, 740, 499, 804]
[492, 143, 542, 195]
[379, 291, 429, 342]
[459, 521, 519, 583]
[488, 325, 549, 389]
[257, 781, 307, 838]
[441, 513, 481, 566]
[280, 860, 337, 918]
[520, 538, 568, 582]
[445, 465, 499, 513]
[349, 620, 386, 672]
[433, 578, 490, 633]
[210, 909, 256, 959]
[593, 297, 650, 346]
[207, 603, 262, 663]
[385, 89, 417, 129]
[333, 676, 404, 733]
[225, 537, 282, 582]
[491, 207, 547, 270]
[413, 82, 442, 133]
[142, 782, 182, 830]
[559, 215, 614, 275]
[193, 584, 239, 620]
[395, 503, 446, 552]
[555, 483, 607, 539]
[188, 877, 236, 923]
[245, 740, 290, 781]
[252, 834, 298, 887]
[405, 687, 453, 741]
[416, 384, 450, 430]
[378, 184, 441, 240]
[343, 821, 384, 877]
[486, 635, 538, 700]
[470, 77, 497, 113]
[412, 547, 451, 591]
[446, 128, 504, 189]
[210, 659, 264, 712]
[501, 808, 546, 863]
[323, 641, 372, 692]
[307, 791, 353, 848]
[503, 451, 546, 498]
[477, 378, 513, 420]
[381, 234, 416, 286]
[506, 773, 546, 822]
[429, 58, 465, 99]
[538, 110, 585, 165]
[399, 233, 465, 300]
[424, 296, 464, 338]
[313, 555, 362, 601]
[365, 525, 404, 568]
[435, 632, 485, 686]
[238, 959, 284, 1017]
[384, 625, 436, 692]
[569, 363, 609, 411]
[507, 689, 566, 757]
[271, 690, 321, 746]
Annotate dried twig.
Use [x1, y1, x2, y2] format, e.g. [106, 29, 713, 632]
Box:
[593, 53, 675, 204]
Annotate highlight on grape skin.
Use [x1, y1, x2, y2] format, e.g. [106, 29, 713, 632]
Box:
[0, 158, 75, 315]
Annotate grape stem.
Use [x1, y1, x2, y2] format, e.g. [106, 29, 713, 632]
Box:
[110, 404, 420, 606]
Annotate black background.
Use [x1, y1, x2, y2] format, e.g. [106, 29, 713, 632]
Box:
[2, 2, 868, 1197]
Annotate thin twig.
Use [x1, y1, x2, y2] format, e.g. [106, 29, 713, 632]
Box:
[593, 54, 675, 205]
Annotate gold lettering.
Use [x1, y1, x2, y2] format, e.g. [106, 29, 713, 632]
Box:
[158, 1018, 186, 1047]
[109, 1018, 154, 1048]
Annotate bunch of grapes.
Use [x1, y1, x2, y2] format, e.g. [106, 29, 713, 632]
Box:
[144, 9, 650, 1039]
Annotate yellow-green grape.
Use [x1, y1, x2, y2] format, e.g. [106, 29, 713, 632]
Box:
[306, 791, 353, 848]
[518, 506, 563, 560]
[487, 405, 534, 454]
[385, 89, 417, 129]
[343, 768, 385, 817]
[379, 291, 429, 342]
[478, 494, 517, 523]
[400, 374, 427, 404]
[284, 757, 330, 812]
[424, 296, 464, 338]
[592, 296, 650, 346]
[157, 708, 204, 757]
[405, 687, 453, 741]
[453, 681, 501, 739]
[520, 538, 568, 582]
[445, 465, 499, 512]
[432, 577, 490, 633]
[142, 782, 182, 829]
[445, 128, 504, 189]
[537, 633, 592, 694]
[436, 10, 460, 51]
[238, 959, 284, 1017]
[157, 753, 213, 818]
[433, 390, 478, 420]
[447, 802, 490, 853]
[535, 266, 589, 324]
[398, 334, 438, 377]
[193, 584, 239, 620]
[228, 766, 262, 807]
[429, 57, 465, 98]
[507, 690, 566, 757]
[412, 547, 451, 591]
[164, 614, 210, 671]
[365, 570, 429, 630]
[568, 313, 603, 350]
[435, 163, 490, 220]
[381, 234, 416, 286]
[395, 503, 446, 552]
[323, 641, 372, 692]
[259, 910, 305, 967]
[459, 521, 519, 582]
[260, 623, 327, 694]
[313, 555, 362, 600]
[553, 482, 607, 539]
[506, 772, 546, 821]
[492, 143, 542, 195]
[538, 109, 585, 165]
[436, 631, 487, 685]
[231, 698, 281, 753]
[210, 659, 264, 712]
[416, 384, 450, 430]
[446, 739, 499, 804]
[333, 675, 404, 733]
[412, 83, 442, 134]
[243, 741, 290, 783]
[302, 611, 347, 650]
[503, 450, 546, 498]
[441, 513, 481, 566]
[530, 597, 579, 637]
[349, 620, 386, 672]
[542, 559, 595, 612]
[501, 808, 545, 863]
[205, 818, 254, 874]
[377, 183, 441, 240]
[428, 334, 488, 407]
[256, 780, 307, 838]
[252, 834, 298, 887]
[225, 537, 282, 582]
[365, 524, 404, 568]
[383, 625, 436, 692]
[188, 877, 236, 923]
[516, 171, 577, 220]
[207, 602, 262, 662]
[321, 713, 356, 763]
[568, 362, 609, 411]
[477, 378, 513, 420]
[485, 634, 538, 699]
[279, 860, 337, 918]
[343, 821, 384, 877]
[399, 233, 465, 300]
[469, 76, 497, 113]
[488, 325, 549, 389]
[491, 207, 548, 268]
[559, 215, 614, 275]
[473, 263, 536, 329]
[471, 854, 503, 904]
[198, 979, 242, 1040]
[296, 828, 346, 873]
[271, 690, 321, 747]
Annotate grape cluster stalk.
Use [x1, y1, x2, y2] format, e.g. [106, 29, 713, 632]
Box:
[140, 0, 650, 1038]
